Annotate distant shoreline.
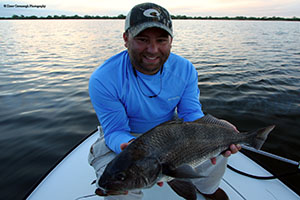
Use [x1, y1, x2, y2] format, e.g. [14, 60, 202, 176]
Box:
[1, 14, 299, 21]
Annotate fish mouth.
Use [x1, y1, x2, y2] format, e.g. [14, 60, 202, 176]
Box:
[95, 188, 129, 196]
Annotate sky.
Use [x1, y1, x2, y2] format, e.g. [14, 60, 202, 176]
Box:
[1, 0, 300, 17]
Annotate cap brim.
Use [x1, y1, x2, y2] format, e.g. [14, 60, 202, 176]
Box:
[128, 22, 173, 37]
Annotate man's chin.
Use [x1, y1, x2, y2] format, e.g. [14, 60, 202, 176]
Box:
[137, 65, 162, 75]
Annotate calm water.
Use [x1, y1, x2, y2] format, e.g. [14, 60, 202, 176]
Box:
[0, 20, 300, 199]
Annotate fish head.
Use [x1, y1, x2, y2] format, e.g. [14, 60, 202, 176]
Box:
[98, 149, 162, 193]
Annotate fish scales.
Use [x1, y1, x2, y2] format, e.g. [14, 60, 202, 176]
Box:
[137, 122, 241, 168]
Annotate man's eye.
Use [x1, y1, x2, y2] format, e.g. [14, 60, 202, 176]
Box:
[158, 39, 168, 43]
[136, 38, 147, 42]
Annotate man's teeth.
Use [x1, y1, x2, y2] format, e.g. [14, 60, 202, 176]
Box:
[145, 56, 157, 60]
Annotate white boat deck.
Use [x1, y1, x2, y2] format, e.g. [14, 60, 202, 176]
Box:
[26, 131, 300, 200]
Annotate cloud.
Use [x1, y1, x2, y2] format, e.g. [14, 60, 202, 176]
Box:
[168, 0, 300, 17]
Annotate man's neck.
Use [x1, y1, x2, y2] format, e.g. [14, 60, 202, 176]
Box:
[133, 65, 163, 77]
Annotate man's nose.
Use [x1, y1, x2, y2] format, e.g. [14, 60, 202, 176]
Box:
[147, 40, 159, 53]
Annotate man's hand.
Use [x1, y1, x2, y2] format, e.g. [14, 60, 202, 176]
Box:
[210, 144, 242, 163]
[120, 139, 135, 151]
[120, 142, 130, 151]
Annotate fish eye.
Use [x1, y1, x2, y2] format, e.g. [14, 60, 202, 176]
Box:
[116, 172, 126, 181]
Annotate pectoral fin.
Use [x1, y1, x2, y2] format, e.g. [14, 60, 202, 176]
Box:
[162, 163, 203, 179]
[168, 179, 197, 200]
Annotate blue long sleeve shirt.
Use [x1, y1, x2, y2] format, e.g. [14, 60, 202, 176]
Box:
[89, 50, 204, 153]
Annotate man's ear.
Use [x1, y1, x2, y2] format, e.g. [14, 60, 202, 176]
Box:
[123, 32, 129, 48]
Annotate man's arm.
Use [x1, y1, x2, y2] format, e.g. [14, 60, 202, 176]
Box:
[176, 63, 204, 122]
[89, 72, 135, 154]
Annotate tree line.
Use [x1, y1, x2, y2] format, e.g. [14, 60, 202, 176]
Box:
[1, 14, 299, 21]
[0, 14, 126, 19]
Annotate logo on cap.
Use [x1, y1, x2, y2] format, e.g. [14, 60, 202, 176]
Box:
[143, 8, 160, 18]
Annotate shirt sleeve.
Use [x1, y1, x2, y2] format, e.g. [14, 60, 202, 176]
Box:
[89, 72, 135, 154]
[177, 63, 205, 121]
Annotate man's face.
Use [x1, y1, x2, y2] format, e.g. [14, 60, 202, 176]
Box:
[123, 27, 173, 75]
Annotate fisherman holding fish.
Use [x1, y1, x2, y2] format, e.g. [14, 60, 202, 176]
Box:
[88, 3, 242, 200]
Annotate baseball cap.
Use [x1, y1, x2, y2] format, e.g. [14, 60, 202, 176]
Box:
[125, 3, 173, 37]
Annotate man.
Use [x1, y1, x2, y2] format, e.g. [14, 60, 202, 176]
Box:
[88, 3, 240, 200]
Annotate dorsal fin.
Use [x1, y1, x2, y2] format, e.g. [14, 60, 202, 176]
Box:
[193, 114, 237, 132]
[143, 120, 183, 134]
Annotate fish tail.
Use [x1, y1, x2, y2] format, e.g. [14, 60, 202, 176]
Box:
[247, 125, 275, 150]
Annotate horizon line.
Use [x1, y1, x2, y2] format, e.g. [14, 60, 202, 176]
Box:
[1, 14, 300, 21]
